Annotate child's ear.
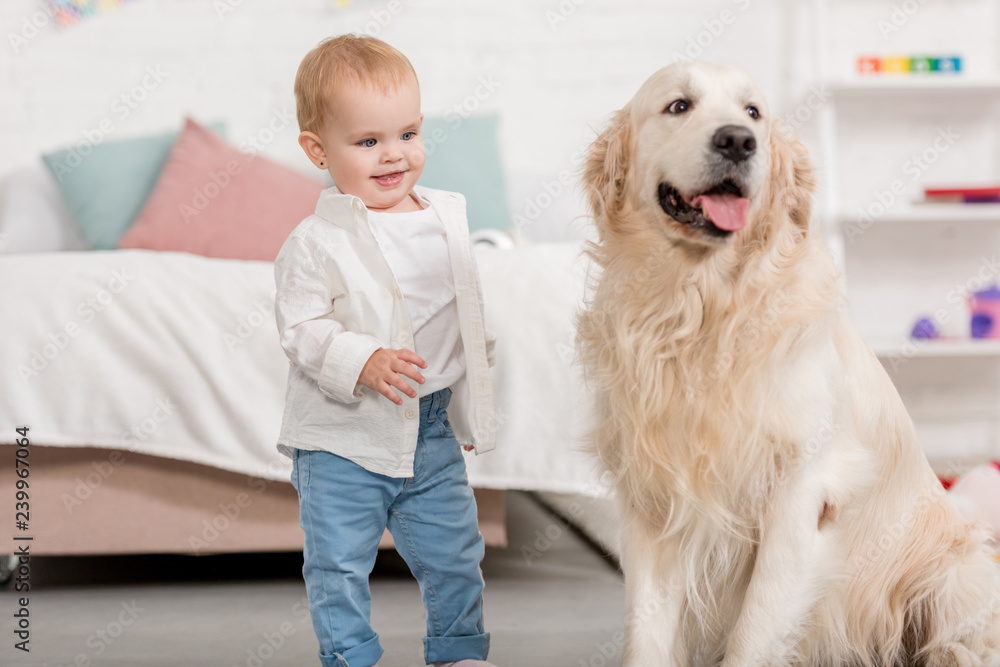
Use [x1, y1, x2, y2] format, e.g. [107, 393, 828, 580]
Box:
[298, 131, 327, 169]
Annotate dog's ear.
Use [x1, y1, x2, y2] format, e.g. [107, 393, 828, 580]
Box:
[583, 107, 633, 222]
[768, 119, 816, 232]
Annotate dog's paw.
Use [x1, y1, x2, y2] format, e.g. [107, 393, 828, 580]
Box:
[924, 641, 999, 667]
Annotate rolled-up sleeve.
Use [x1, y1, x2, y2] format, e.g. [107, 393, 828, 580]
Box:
[274, 235, 382, 404]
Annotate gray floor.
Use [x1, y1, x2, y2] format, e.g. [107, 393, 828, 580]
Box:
[4, 491, 625, 667]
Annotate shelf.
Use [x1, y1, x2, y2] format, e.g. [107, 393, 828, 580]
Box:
[868, 338, 1000, 359]
[828, 78, 1000, 97]
[838, 204, 1000, 226]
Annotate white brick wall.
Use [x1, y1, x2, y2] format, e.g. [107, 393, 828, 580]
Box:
[9, 0, 990, 240]
[1, 0, 802, 241]
[5, 0, 1000, 460]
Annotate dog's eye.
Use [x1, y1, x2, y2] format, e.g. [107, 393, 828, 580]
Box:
[665, 99, 690, 115]
[747, 105, 761, 120]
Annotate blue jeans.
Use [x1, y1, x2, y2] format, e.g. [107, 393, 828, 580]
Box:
[290, 387, 490, 667]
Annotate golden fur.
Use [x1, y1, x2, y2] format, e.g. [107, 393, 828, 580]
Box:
[576, 61, 1000, 666]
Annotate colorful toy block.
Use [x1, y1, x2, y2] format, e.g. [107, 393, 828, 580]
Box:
[46, 0, 136, 27]
[884, 56, 912, 74]
[911, 57, 935, 74]
[933, 57, 962, 73]
[854, 55, 964, 77]
[857, 56, 882, 75]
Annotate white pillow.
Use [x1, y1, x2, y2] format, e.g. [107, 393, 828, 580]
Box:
[0, 161, 89, 254]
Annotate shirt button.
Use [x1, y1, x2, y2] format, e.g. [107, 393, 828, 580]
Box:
[405, 408, 416, 419]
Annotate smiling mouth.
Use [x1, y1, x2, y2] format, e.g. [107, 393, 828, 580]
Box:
[657, 180, 750, 240]
[373, 171, 406, 187]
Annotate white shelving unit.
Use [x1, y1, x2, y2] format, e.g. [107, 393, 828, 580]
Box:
[813, 0, 1000, 466]
[836, 204, 1000, 226]
[827, 78, 1000, 96]
[867, 338, 1000, 359]
[829, 79, 1000, 361]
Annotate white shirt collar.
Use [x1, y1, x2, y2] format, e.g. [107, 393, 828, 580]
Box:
[314, 185, 433, 235]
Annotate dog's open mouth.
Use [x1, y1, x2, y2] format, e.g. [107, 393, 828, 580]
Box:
[658, 180, 750, 239]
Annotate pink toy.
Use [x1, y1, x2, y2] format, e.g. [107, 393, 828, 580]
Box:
[948, 462, 1000, 542]
[969, 287, 1000, 339]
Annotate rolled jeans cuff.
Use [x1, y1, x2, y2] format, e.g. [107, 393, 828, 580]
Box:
[423, 632, 490, 664]
[319, 633, 382, 667]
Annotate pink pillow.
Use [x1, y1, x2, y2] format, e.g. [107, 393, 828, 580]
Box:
[118, 117, 324, 261]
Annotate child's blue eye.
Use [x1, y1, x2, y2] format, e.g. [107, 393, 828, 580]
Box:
[359, 138, 376, 148]
[401, 131, 416, 141]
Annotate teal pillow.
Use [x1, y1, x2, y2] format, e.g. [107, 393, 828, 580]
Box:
[42, 120, 226, 250]
[418, 114, 511, 232]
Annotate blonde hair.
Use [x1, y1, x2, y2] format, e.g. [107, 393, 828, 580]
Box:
[294, 34, 419, 135]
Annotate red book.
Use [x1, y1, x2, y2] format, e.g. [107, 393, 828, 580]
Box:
[925, 186, 1000, 198]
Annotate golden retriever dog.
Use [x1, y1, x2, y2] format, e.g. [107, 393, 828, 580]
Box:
[576, 61, 1000, 666]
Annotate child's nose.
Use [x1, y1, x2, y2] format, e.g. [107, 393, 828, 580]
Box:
[381, 141, 404, 162]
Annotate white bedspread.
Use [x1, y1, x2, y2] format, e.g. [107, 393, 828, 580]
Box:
[0, 245, 608, 496]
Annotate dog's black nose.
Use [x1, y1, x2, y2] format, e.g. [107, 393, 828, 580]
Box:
[712, 125, 756, 162]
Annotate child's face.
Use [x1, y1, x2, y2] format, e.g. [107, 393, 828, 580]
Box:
[308, 76, 425, 213]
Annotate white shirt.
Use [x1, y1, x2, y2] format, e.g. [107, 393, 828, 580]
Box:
[272, 185, 496, 478]
[366, 198, 464, 395]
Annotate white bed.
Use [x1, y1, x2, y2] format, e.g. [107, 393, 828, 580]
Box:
[0, 164, 611, 555]
[0, 242, 605, 491]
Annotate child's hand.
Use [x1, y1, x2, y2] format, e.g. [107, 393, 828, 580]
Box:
[358, 348, 427, 405]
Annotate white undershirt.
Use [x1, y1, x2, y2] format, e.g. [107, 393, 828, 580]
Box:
[366, 195, 465, 396]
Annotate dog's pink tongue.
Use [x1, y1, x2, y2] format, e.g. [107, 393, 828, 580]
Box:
[690, 193, 750, 232]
